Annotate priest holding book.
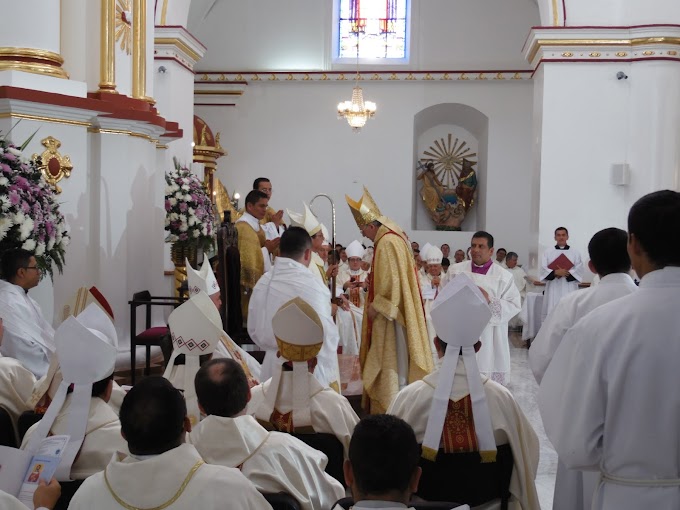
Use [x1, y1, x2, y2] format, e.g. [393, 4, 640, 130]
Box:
[540, 227, 583, 320]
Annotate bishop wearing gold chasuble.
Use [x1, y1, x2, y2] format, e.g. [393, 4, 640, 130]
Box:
[346, 187, 433, 414]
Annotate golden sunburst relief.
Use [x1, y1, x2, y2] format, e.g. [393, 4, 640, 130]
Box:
[116, 0, 132, 55]
[419, 133, 477, 190]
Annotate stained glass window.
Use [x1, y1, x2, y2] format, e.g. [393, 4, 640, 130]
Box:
[337, 0, 408, 60]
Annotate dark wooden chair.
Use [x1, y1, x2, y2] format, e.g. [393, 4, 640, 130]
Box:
[262, 492, 302, 510]
[54, 479, 85, 510]
[18, 410, 42, 443]
[128, 290, 186, 384]
[417, 443, 514, 510]
[334, 497, 463, 510]
[292, 432, 345, 486]
[0, 407, 17, 448]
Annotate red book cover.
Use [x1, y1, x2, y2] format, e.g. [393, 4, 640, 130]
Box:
[548, 253, 574, 271]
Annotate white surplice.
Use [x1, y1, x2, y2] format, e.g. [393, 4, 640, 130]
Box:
[447, 262, 521, 375]
[21, 395, 127, 480]
[333, 503, 470, 510]
[540, 246, 583, 320]
[539, 267, 680, 510]
[68, 443, 272, 510]
[188, 414, 345, 510]
[0, 357, 34, 426]
[248, 371, 359, 457]
[419, 272, 449, 367]
[248, 257, 340, 388]
[388, 362, 540, 510]
[0, 280, 55, 378]
[507, 266, 528, 328]
[0, 491, 29, 510]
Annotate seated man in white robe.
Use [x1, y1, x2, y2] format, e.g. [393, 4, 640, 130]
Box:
[388, 274, 540, 510]
[540, 227, 584, 320]
[539, 190, 680, 510]
[22, 304, 126, 480]
[190, 357, 345, 510]
[0, 479, 61, 510]
[0, 249, 55, 377]
[248, 227, 340, 390]
[334, 414, 469, 510]
[505, 252, 527, 329]
[248, 297, 359, 458]
[0, 356, 34, 429]
[531, 228, 636, 510]
[69, 376, 271, 510]
[448, 232, 521, 385]
[419, 245, 448, 366]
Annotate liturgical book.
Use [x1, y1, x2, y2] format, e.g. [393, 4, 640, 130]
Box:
[547, 253, 574, 271]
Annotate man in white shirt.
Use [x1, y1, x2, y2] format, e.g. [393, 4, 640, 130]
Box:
[69, 376, 271, 510]
[0, 249, 55, 377]
[531, 227, 637, 510]
[190, 358, 345, 510]
[539, 190, 680, 510]
[540, 227, 584, 320]
[419, 245, 448, 366]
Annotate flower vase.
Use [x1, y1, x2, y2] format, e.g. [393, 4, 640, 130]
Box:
[170, 243, 198, 297]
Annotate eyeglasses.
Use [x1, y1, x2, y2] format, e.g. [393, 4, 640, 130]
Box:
[23, 266, 42, 273]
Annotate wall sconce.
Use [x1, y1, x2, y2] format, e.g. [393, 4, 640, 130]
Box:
[231, 192, 240, 210]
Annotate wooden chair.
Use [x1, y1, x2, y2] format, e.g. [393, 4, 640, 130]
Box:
[416, 443, 514, 510]
[128, 290, 186, 384]
[334, 497, 463, 510]
[262, 492, 302, 510]
[292, 432, 345, 486]
[0, 407, 17, 448]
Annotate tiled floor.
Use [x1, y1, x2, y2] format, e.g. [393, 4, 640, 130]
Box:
[507, 332, 556, 510]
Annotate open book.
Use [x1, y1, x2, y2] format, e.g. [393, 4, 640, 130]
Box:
[0, 435, 69, 509]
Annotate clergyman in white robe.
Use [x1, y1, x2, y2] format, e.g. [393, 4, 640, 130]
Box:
[539, 266, 680, 510]
[189, 414, 345, 510]
[447, 261, 521, 383]
[248, 256, 340, 388]
[388, 361, 540, 510]
[540, 244, 583, 320]
[0, 357, 34, 428]
[0, 279, 55, 378]
[68, 443, 272, 510]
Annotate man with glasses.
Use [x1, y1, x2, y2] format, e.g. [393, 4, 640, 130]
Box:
[0, 249, 55, 377]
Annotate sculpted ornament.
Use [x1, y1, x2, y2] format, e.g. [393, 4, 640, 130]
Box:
[32, 136, 73, 194]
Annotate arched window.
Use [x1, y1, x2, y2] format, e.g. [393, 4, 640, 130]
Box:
[335, 0, 409, 61]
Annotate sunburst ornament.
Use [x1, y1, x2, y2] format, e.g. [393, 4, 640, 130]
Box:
[115, 0, 132, 55]
[419, 134, 477, 189]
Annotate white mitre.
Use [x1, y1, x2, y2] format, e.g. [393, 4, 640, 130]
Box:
[345, 240, 365, 260]
[258, 297, 324, 429]
[426, 245, 443, 265]
[420, 242, 433, 259]
[163, 291, 222, 426]
[321, 223, 330, 246]
[287, 202, 322, 236]
[186, 257, 219, 297]
[25, 304, 118, 481]
[422, 273, 496, 463]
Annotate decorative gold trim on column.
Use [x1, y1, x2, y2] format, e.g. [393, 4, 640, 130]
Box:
[31, 137, 73, 194]
[98, 0, 118, 93]
[132, 0, 153, 102]
[551, 0, 559, 26]
[160, 0, 170, 25]
[0, 48, 68, 79]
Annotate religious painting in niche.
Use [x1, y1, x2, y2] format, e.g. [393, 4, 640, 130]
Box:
[31, 137, 73, 194]
[116, 0, 132, 55]
[338, 0, 407, 59]
[416, 134, 478, 231]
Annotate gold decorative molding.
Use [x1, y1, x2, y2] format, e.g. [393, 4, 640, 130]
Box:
[154, 37, 202, 63]
[0, 48, 68, 79]
[527, 36, 680, 63]
[115, 0, 132, 55]
[99, 0, 118, 93]
[551, 0, 559, 26]
[32, 137, 73, 194]
[160, 0, 170, 25]
[615, 52, 628, 57]
[0, 112, 91, 127]
[88, 127, 158, 144]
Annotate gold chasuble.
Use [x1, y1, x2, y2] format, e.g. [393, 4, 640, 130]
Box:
[347, 187, 433, 414]
[236, 219, 266, 320]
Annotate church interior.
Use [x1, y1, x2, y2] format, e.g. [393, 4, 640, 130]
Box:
[1, 0, 679, 508]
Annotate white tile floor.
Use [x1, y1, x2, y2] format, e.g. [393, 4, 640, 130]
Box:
[506, 335, 557, 510]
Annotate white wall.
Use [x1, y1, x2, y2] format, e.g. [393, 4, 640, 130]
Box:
[197, 79, 534, 264]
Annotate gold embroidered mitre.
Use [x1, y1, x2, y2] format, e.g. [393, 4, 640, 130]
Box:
[345, 186, 383, 228]
[274, 297, 324, 361]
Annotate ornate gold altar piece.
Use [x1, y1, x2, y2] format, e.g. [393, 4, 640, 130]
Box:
[193, 115, 226, 203]
[31, 136, 73, 194]
[417, 134, 478, 231]
[116, 0, 133, 55]
[170, 243, 198, 297]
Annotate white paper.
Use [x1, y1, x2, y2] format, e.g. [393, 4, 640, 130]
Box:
[421, 284, 437, 300]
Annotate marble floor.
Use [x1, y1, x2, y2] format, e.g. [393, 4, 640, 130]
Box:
[506, 332, 556, 510]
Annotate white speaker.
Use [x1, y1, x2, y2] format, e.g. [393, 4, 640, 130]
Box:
[610, 164, 630, 186]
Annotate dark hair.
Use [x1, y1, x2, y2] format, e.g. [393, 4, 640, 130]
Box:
[628, 190, 680, 268]
[441, 257, 450, 267]
[349, 414, 420, 495]
[587, 228, 631, 276]
[92, 373, 114, 397]
[253, 177, 270, 190]
[471, 231, 494, 248]
[119, 376, 187, 455]
[497, 248, 507, 254]
[555, 227, 569, 236]
[506, 251, 518, 261]
[280, 226, 312, 260]
[245, 189, 268, 207]
[0, 248, 34, 281]
[194, 359, 248, 417]
[441, 244, 449, 249]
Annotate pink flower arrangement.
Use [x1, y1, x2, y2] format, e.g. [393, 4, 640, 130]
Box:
[164, 158, 214, 251]
[0, 135, 70, 279]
